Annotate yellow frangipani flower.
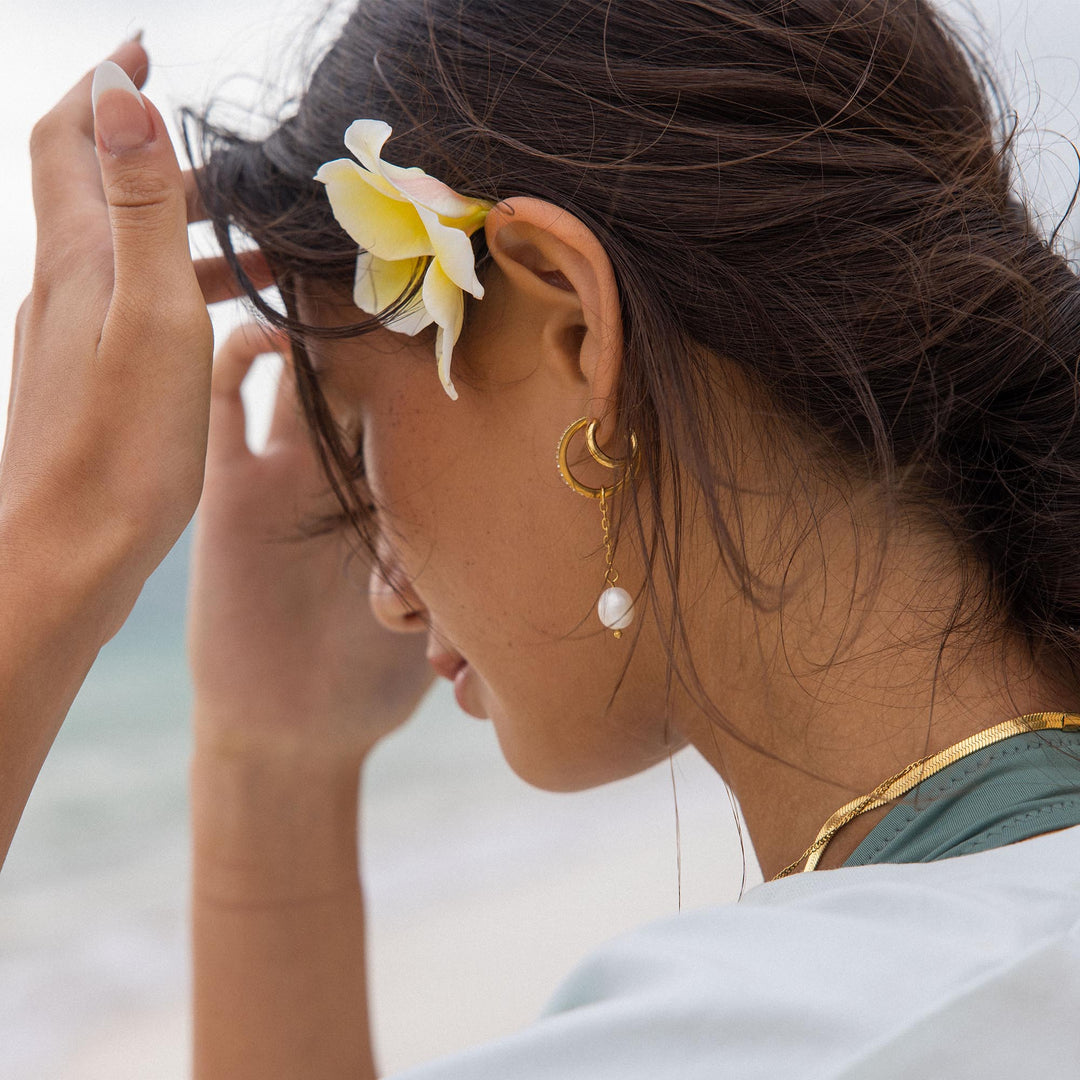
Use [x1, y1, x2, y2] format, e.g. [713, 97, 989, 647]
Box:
[315, 120, 492, 399]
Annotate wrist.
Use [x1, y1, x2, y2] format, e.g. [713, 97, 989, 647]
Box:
[192, 701, 386, 774]
[191, 740, 365, 905]
[0, 503, 147, 648]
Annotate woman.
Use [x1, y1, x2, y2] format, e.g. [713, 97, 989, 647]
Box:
[4, 1, 1080, 1076]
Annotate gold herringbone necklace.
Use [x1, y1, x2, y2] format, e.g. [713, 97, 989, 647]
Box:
[772, 711, 1080, 880]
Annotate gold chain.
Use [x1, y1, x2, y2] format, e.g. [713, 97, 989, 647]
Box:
[772, 711, 1080, 880]
[598, 486, 619, 589]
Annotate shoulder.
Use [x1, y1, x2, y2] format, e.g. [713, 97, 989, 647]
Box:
[389, 826, 1080, 1080]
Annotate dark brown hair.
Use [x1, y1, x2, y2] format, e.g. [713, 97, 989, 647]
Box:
[190, 0, 1080, 704]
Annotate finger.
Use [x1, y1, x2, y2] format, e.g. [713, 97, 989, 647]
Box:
[195, 249, 276, 305]
[91, 67, 202, 307]
[209, 324, 287, 461]
[30, 38, 147, 242]
[50, 36, 147, 141]
[265, 349, 313, 450]
[212, 323, 285, 398]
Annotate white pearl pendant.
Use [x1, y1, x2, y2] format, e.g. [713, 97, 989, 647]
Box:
[597, 587, 634, 635]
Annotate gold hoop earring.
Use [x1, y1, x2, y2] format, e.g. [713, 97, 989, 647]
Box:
[556, 417, 639, 638]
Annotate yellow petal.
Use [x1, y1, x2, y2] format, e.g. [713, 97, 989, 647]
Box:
[441, 202, 491, 236]
[353, 252, 433, 335]
[315, 159, 433, 261]
[416, 204, 485, 299]
[423, 259, 465, 399]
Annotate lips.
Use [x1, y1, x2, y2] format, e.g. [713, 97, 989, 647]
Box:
[426, 646, 466, 682]
[426, 639, 487, 719]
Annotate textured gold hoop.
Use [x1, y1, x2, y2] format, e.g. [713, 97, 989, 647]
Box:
[556, 417, 639, 499]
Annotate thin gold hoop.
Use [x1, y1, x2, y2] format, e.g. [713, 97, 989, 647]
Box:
[556, 417, 639, 499]
[586, 421, 636, 470]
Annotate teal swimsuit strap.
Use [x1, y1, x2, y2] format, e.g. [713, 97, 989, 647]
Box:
[844, 729, 1080, 867]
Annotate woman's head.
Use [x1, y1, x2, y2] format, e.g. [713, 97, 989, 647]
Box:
[193, 0, 1080, 787]
[279, 194, 682, 790]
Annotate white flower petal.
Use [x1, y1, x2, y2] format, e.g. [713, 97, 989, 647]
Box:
[344, 120, 490, 223]
[390, 169, 491, 223]
[423, 259, 465, 399]
[319, 119, 494, 402]
[343, 120, 443, 208]
[433, 326, 457, 400]
[416, 204, 485, 298]
[341, 120, 401, 200]
[353, 251, 433, 335]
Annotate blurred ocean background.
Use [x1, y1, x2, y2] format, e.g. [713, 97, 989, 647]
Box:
[1, 1, 1079, 1077]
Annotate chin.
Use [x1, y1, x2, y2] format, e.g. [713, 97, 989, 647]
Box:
[491, 721, 666, 793]
[481, 678, 678, 792]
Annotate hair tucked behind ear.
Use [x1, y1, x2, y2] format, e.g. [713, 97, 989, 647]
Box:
[189, 0, 1080, 715]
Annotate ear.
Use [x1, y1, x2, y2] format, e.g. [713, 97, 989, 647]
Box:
[483, 197, 622, 428]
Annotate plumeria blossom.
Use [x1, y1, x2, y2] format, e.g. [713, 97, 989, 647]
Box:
[315, 120, 493, 399]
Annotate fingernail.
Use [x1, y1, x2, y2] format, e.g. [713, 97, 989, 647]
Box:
[92, 60, 153, 153]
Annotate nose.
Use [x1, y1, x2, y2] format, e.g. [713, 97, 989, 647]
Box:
[368, 559, 428, 634]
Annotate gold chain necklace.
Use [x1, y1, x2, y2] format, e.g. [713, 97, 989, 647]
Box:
[772, 711, 1080, 881]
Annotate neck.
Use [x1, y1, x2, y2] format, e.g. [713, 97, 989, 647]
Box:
[674, 493, 1077, 881]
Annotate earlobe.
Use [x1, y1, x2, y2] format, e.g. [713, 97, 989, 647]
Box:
[483, 197, 622, 415]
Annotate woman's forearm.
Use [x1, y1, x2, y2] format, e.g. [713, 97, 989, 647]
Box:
[0, 531, 137, 866]
[191, 734, 375, 1080]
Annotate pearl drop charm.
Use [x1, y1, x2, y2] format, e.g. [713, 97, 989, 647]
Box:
[598, 587, 634, 636]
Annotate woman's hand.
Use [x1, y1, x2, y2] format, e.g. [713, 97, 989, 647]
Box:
[187, 325, 434, 765]
[0, 40, 266, 864]
[189, 328, 429, 1080]
[2, 40, 214, 638]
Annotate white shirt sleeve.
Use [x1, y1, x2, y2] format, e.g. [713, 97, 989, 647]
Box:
[387, 826, 1080, 1080]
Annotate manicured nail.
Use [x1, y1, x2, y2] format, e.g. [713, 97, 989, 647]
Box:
[92, 60, 142, 109]
[92, 60, 152, 153]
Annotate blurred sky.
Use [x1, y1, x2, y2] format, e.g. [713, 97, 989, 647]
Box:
[2, 0, 1080, 440]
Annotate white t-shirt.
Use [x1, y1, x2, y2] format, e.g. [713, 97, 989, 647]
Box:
[391, 824, 1080, 1079]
